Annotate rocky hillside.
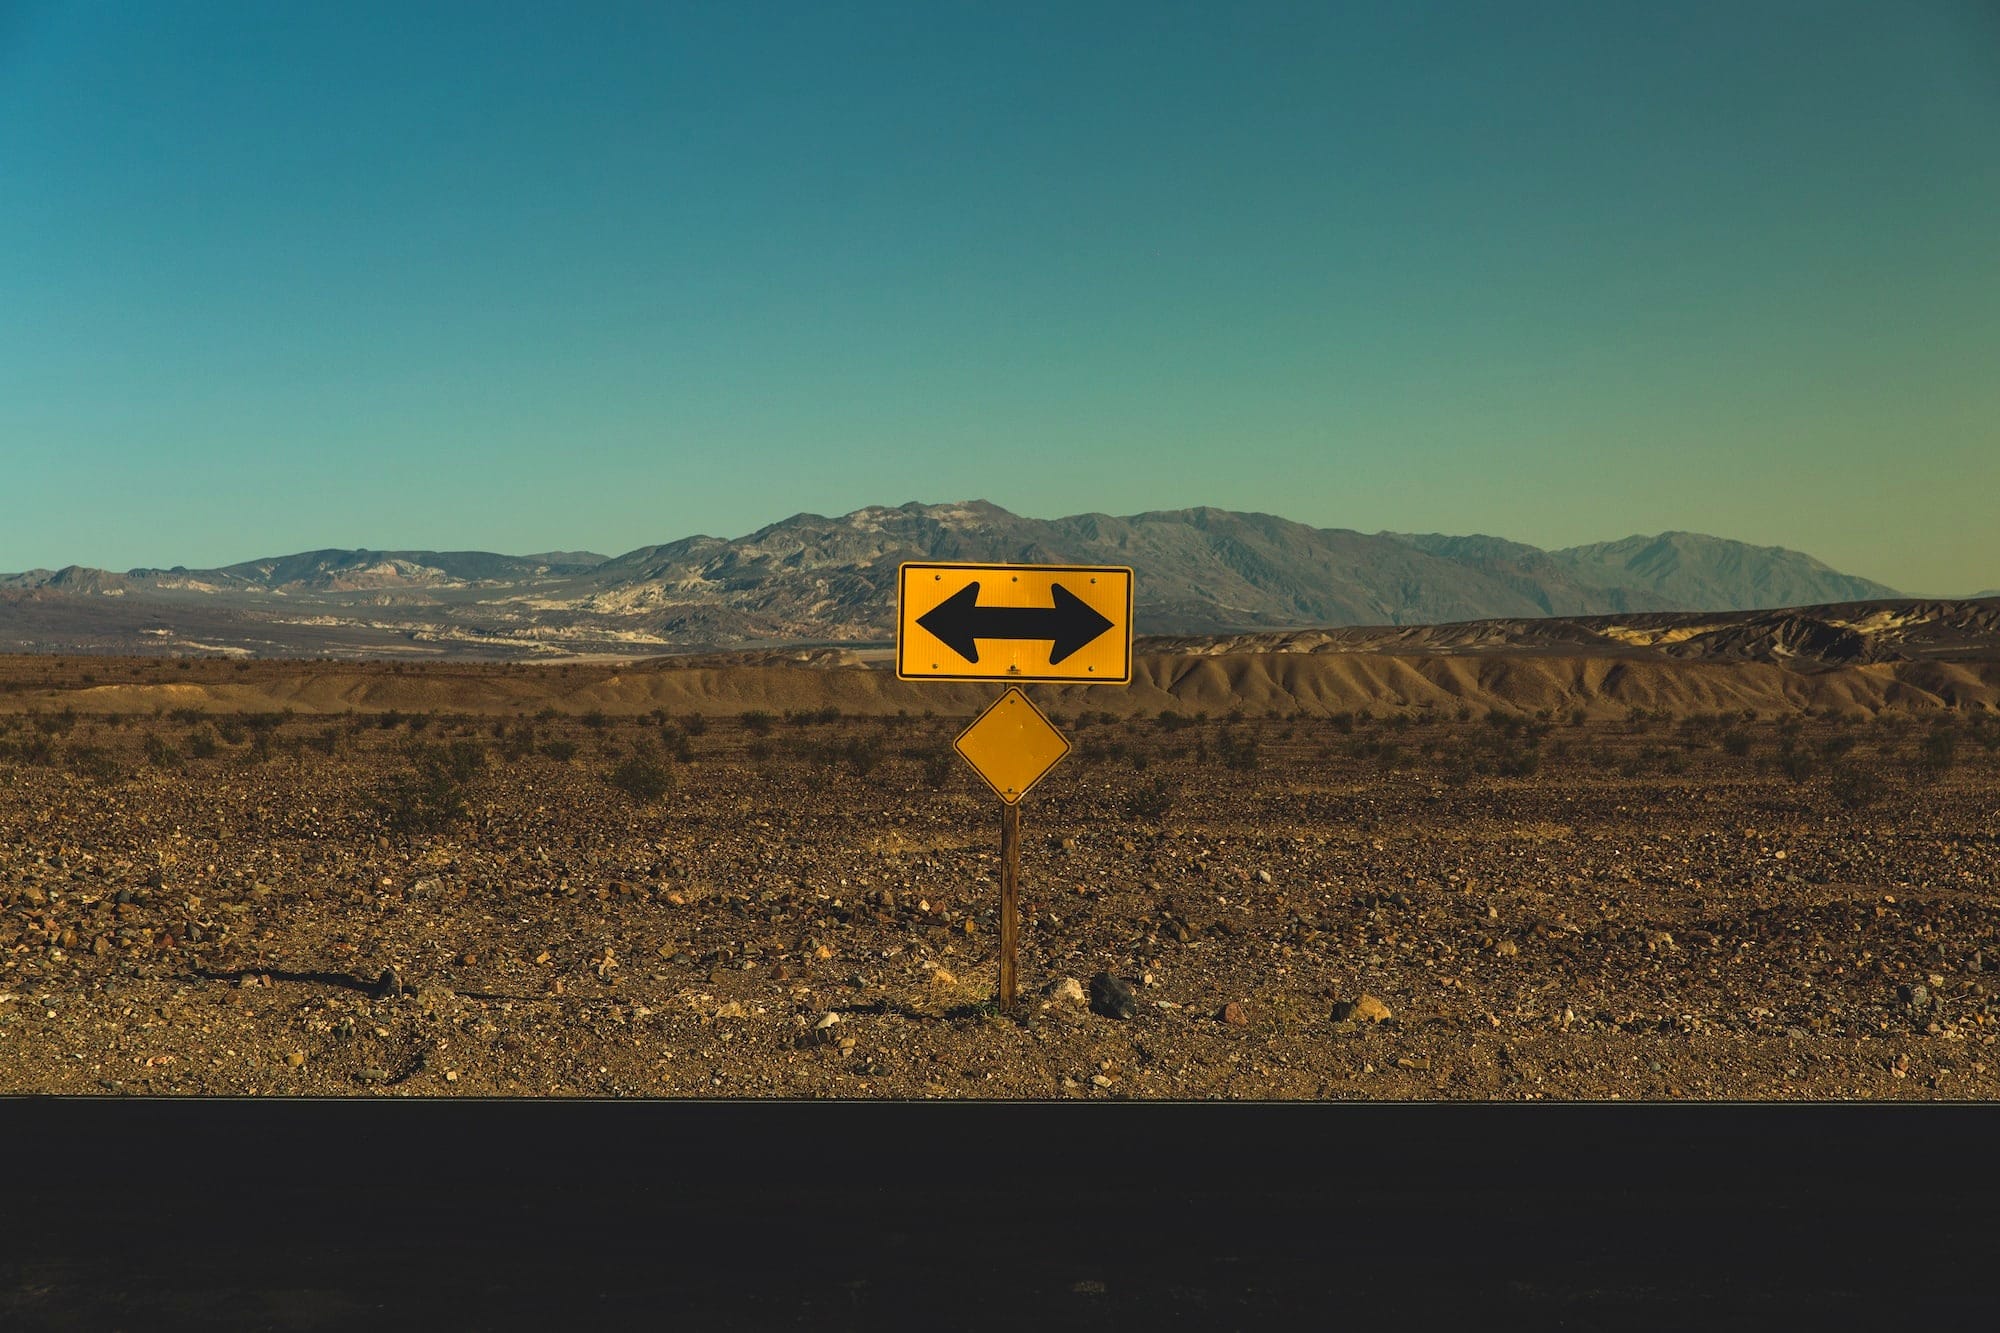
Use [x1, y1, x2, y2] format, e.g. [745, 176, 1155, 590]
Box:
[0, 501, 1907, 658]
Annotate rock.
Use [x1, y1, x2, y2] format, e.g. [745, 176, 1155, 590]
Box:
[1494, 939, 1519, 957]
[1091, 1073, 1113, 1088]
[1255, 870, 1272, 884]
[930, 968, 957, 988]
[1331, 994, 1391, 1023]
[286, 1051, 306, 1068]
[1089, 971, 1138, 1020]
[374, 968, 404, 999]
[813, 1012, 841, 1030]
[1043, 977, 1086, 1005]
[356, 1066, 386, 1084]
[415, 986, 458, 1017]
[1220, 1001, 1250, 1026]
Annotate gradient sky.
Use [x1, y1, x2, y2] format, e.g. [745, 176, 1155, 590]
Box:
[3, 1, 1996, 593]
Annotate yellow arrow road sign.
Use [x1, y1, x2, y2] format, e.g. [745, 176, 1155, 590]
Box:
[896, 563, 1133, 683]
[953, 687, 1071, 804]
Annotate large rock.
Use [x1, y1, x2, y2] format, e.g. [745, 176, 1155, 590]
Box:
[1089, 972, 1138, 1020]
[1331, 993, 1392, 1023]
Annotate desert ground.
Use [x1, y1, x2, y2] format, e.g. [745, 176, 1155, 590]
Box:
[3, 651, 1998, 1100]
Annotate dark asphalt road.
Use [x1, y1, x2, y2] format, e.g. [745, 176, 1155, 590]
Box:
[2, 1100, 1992, 1330]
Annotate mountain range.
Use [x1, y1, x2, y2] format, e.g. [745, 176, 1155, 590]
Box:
[0, 500, 1909, 658]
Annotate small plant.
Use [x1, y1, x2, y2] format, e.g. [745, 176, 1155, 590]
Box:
[143, 733, 183, 769]
[1829, 765, 1889, 810]
[1912, 727, 1958, 778]
[605, 741, 676, 804]
[1216, 728, 1260, 771]
[1776, 742, 1817, 784]
[374, 740, 483, 833]
[840, 734, 885, 777]
[1124, 774, 1175, 822]
[67, 745, 124, 783]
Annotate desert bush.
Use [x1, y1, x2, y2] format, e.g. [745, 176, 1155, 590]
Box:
[740, 710, 775, 735]
[1720, 729, 1754, 757]
[1216, 728, 1260, 770]
[501, 723, 537, 761]
[374, 741, 483, 832]
[920, 747, 954, 790]
[1912, 726, 1958, 777]
[216, 719, 246, 746]
[1156, 710, 1195, 732]
[656, 723, 693, 763]
[143, 733, 182, 769]
[539, 738, 579, 763]
[66, 745, 124, 783]
[1079, 737, 1128, 766]
[843, 734, 885, 776]
[306, 726, 341, 756]
[786, 706, 840, 727]
[1776, 742, 1817, 784]
[581, 709, 610, 731]
[187, 725, 221, 760]
[681, 712, 709, 737]
[1124, 774, 1175, 822]
[1829, 765, 1889, 811]
[9, 735, 55, 765]
[605, 742, 676, 804]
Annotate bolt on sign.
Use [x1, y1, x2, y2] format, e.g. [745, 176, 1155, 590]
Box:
[896, 563, 1133, 683]
[894, 561, 1134, 1012]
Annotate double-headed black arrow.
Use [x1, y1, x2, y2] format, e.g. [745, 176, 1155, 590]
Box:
[917, 580, 1115, 666]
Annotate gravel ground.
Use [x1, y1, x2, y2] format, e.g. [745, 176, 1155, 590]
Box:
[4, 702, 1998, 1099]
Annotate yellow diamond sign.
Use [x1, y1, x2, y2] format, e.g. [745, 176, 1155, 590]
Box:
[953, 687, 1071, 805]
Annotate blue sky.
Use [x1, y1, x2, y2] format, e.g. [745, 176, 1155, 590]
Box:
[2, 1, 1996, 592]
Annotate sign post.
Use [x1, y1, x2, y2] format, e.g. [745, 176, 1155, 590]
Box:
[1000, 802, 1020, 1007]
[899, 562, 1134, 1010]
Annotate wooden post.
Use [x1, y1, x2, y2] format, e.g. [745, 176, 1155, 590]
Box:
[999, 800, 1021, 1010]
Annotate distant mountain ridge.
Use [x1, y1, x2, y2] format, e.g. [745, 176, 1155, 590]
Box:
[0, 500, 1905, 658]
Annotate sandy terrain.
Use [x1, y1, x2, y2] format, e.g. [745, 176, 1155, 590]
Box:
[3, 653, 1997, 1100]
